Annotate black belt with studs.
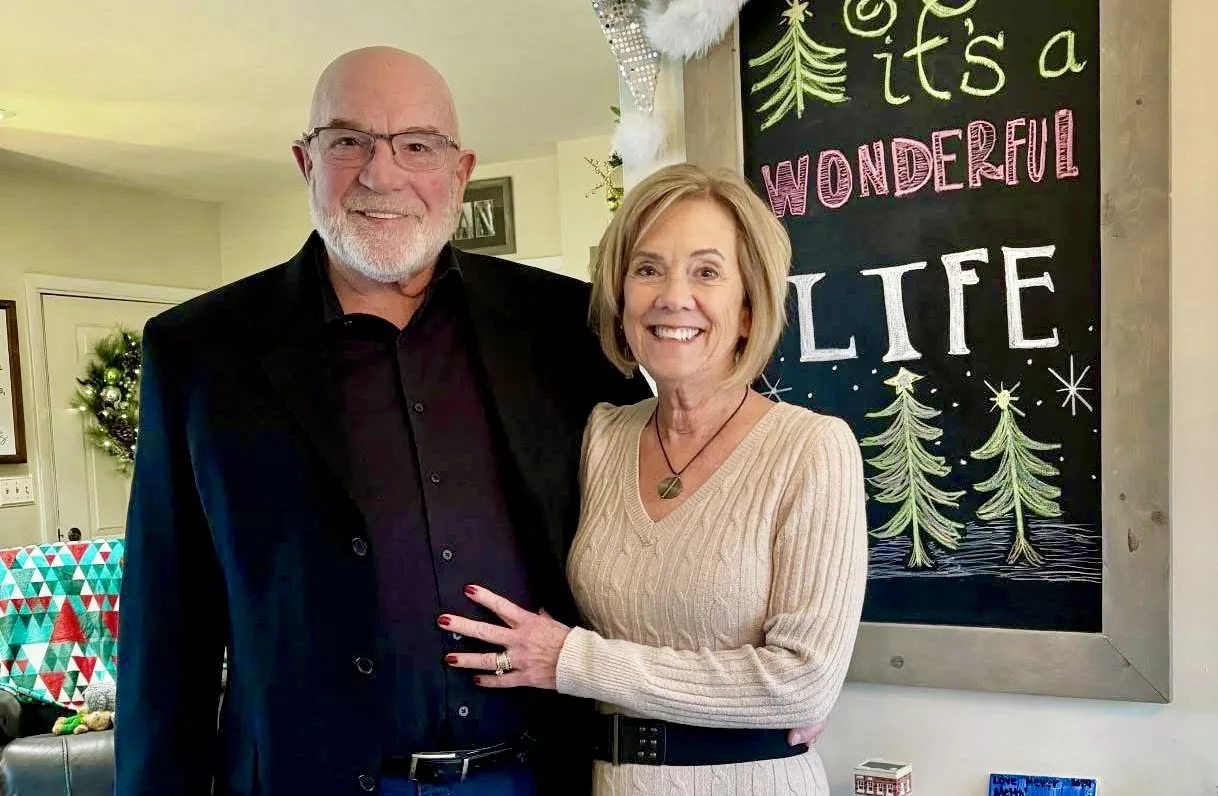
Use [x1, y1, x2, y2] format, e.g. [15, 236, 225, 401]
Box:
[591, 714, 807, 767]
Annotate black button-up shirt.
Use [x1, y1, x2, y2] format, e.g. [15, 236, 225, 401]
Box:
[320, 248, 539, 756]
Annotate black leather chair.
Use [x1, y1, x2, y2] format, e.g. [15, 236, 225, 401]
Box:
[0, 656, 221, 794]
[0, 732, 113, 796]
[0, 694, 20, 747]
[0, 692, 113, 796]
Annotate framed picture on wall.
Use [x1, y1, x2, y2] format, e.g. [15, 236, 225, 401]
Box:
[452, 176, 516, 256]
[0, 300, 27, 464]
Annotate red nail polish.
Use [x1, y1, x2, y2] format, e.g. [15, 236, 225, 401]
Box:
[445, 654, 458, 665]
[464, 585, 478, 596]
[473, 676, 483, 686]
[438, 615, 451, 627]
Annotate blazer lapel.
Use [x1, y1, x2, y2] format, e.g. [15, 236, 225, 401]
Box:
[259, 239, 356, 504]
[459, 256, 571, 570]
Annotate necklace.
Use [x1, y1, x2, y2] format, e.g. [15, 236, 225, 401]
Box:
[652, 390, 749, 500]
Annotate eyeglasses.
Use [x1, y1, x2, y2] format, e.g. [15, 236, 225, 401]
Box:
[299, 126, 460, 172]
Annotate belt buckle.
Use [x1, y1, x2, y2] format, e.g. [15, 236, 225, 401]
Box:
[641, 720, 666, 765]
[605, 715, 668, 766]
[408, 751, 469, 783]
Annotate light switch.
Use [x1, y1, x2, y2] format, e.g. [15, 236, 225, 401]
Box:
[14, 476, 32, 504]
[0, 476, 34, 507]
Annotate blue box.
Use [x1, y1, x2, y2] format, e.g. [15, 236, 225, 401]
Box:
[988, 774, 1097, 796]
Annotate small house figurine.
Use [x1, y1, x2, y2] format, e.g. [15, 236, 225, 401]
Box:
[853, 759, 913, 796]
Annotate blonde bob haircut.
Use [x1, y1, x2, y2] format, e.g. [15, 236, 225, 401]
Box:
[589, 163, 792, 389]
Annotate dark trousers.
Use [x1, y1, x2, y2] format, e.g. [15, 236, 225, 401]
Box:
[379, 764, 538, 796]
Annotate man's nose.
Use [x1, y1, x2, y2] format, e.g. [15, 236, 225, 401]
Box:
[359, 140, 410, 193]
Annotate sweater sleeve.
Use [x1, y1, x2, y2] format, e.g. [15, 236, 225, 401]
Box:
[555, 416, 868, 728]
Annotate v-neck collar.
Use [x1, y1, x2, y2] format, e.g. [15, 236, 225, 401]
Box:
[625, 399, 783, 539]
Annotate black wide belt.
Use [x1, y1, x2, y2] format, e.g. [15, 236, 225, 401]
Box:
[591, 714, 807, 767]
[382, 741, 529, 784]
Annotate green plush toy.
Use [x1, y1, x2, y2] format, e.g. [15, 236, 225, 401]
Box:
[51, 680, 119, 735]
[52, 709, 114, 735]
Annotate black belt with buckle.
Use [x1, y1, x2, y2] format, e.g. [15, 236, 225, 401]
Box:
[591, 713, 807, 767]
[382, 741, 529, 784]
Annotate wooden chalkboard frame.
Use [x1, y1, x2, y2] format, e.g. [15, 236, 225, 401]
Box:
[683, 0, 1170, 703]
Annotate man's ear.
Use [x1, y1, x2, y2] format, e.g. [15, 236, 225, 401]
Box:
[454, 148, 477, 192]
[292, 142, 312, 181]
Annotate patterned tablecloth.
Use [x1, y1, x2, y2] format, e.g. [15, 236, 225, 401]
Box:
[0, 540, 122, 708]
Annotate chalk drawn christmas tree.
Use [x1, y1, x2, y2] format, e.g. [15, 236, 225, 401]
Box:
[748, 0, 848, 131]
[861, 368, 964, 569]
[971, 381, 1063, 567]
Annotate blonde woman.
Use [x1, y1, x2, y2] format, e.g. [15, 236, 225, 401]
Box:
[443, 163, 868, 795]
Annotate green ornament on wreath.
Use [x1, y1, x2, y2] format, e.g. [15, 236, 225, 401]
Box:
[71, 328, 142, 473]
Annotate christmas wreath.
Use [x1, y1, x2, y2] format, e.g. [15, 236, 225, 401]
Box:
[71, 328, 142, 472]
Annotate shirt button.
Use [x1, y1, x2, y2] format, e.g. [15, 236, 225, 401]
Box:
[441, 548, 454, 561]
[351, 537, 368, 557]
[457, 705, 470, 718]
[355, 657, 374, 675]
[358, 774, 377, 791]
[412, 401, 425, 413]
[429, 472, 442, 485]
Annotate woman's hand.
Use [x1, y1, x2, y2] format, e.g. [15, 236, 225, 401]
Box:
[439, 585, 572, 690]
[787, 719, 828, 747]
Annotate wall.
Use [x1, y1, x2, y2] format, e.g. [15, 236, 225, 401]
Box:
[0, 166, 222, 547]
[556, 135, 615, 281]
[219, 190, 311, 283]
[471, 155, 562, 262]
[813, 0, 1218, 791]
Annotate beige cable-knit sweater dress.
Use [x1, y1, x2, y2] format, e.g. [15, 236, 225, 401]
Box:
[555, 399, 868, 796]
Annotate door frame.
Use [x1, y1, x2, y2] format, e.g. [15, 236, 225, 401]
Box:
[23, 274, 202, 542]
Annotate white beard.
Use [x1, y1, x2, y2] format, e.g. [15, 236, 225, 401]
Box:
[309, 187, 461, 284]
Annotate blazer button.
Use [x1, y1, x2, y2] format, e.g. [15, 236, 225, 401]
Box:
[355, 657, 374, 675]
[429, 472, 442, 485]
[358, 773, 376, 791]
[351, 537, 368, 557]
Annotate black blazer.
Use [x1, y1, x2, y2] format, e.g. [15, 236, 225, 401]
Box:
[115, 235, 650, 796]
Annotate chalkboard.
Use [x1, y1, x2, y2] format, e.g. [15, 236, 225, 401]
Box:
[737, 0, 1101, 632]
[684, 0, 1168, 702]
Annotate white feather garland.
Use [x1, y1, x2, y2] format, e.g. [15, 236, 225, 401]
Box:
[612, 111, 668, 169]
[643, 0, 750, 61]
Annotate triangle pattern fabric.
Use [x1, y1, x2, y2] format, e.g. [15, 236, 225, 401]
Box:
[0, 540, 125, 708]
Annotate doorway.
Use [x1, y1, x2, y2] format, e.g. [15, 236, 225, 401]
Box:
[24, 275, 201, 543]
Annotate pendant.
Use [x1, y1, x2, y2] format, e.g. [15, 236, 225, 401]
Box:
[657, 475, 683, 500]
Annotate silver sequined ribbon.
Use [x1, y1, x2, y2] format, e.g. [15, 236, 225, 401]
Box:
[591, 0, 661, 115]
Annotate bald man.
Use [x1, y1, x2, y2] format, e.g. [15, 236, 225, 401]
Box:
[116, 47, 649, 796]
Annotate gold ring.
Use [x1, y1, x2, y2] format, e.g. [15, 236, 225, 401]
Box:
[494, 651, 512, 676]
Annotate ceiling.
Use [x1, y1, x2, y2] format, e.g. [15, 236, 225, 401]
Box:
[0, 0, 621, 202]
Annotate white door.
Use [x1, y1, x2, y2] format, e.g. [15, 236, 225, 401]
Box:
[42, 295, 176, 540]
